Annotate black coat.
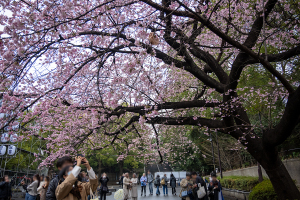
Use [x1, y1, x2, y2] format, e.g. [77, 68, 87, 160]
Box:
[154, 177, 160, 187]
[46, 176, 59, 200]
[194, 176, 208, 200]
[0, 182, 12, 198]
[99, 177, 109, 193]
[208, 181, 222, 200]
[170, 177, 176, 188]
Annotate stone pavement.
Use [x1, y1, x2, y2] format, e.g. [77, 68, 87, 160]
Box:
[104, 186, 239, 200]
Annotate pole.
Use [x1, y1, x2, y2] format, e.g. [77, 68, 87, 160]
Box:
[210, 132, 215, 170]
[257, 162, 263, 182]
[216, 132, 223, 178]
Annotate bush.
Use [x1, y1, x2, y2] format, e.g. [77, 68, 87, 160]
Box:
[219, 176, 260, 191]
[249, 179, 277, 200]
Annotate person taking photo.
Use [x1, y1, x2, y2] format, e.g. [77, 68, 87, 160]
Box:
[55, 156, 97, 200]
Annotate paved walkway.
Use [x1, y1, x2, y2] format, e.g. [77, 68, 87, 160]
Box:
[104, 186, 238, 200]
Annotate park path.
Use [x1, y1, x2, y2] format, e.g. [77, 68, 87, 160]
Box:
[105, 186, 238, 200]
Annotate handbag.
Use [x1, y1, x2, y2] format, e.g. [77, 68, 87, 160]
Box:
[181, 190, 188, 197]
[90, 187, 99, 200]
[127, 184, 132, 190]
[197, 185, 206, 198]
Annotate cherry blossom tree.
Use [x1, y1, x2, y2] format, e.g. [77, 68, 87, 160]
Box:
[0, 0, 300, 198]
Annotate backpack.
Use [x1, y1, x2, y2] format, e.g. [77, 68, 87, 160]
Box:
[154, 179, 158, 185]
[161, 178, 165, 185]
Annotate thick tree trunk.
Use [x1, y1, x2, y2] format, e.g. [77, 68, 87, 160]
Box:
[260, 155, 300, 199]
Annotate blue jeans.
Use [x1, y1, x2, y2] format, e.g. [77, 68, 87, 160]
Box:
[156, 186, 160, 195]
[25, 193, 37, 200]
[163, 185, 168, 194]
[149, 182, 153, 194]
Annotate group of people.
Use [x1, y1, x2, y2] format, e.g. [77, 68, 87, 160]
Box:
[118, 171, 177, 199]
[118, 170, 223, 200]
[21, 174, 50, 200]
[19, 156, 97, 200]
[179, 172, 223, 200]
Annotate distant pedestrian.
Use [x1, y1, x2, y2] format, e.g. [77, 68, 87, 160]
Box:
[22, 174, 40, 200]
[131, 173, 138, 200]
[37, 176, 49, 200]
[99, 173, 109, 200]
[147, 171, 154, 195]
[154, 175, 160, 196]
[170, 174, 177, 195]
[121, 174, 125, 188]
[140, 173, 147, 196]
[123, 173, 131, 200]
[208, 174, 223, 200]
[0, 175, 12, 200]
[161, 174, 169, 196]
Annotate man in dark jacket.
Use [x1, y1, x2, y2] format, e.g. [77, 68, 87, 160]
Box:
[46, 156, 73, 200]
[191, 172, 208, 200]
[0, 175, 12, 200]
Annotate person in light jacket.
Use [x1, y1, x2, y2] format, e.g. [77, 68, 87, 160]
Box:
[140, 173, 147, 197]
[130, 173, 138, 200]
[123, 173, 131, 200]
[55, 156, 97, 200]
[146, 171, 154, 195]
[38, 176, 50, 200]
[22, 174, 40, 200]
[170, 174, 177, 196]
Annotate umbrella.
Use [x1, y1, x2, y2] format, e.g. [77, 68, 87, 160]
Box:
[114, 189, 124, 200]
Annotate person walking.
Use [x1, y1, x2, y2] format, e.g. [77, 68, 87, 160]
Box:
[0, 175, 12, 200]
[161, 174, 169, 196]
[191, 172, 208, 200]
[154, 175, 160, 196]
[120, 174, 124, 189]
[37, 176, 49, 200]
[170, 174, 177, 196]
[123, 173, 131, 200]
[179, 172, 194, 200]
[140, 173, 147, 197]
[146, 171, 154, 196]
[55, 156, 97, 200]
[208, 174, 223, 200]
[130, 173, 138, 200]
[22, 174, 40, 200]
[99, 173, 109, 200]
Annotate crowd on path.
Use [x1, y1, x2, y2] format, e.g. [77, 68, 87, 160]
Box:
[0, 156, 224, 200]
[18, 156, 98, 200]
[118, 171, 224, 200]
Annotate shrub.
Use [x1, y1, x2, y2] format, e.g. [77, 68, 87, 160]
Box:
[219, 176, 260, 191]
[249, 179, 278, 200]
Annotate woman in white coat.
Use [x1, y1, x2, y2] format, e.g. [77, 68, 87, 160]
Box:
[123, 173, 131, 200]
[130, 173, 138, 200]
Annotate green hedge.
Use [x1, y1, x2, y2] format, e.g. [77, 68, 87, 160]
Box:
[249, 179, 277, 200]
[219, 176, 261, 191]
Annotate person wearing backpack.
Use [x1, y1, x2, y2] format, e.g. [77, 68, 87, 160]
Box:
[191, 172, 208, 200]
[154, 175, 160, 196]
[161, 174, 169, 196]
